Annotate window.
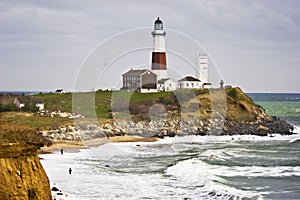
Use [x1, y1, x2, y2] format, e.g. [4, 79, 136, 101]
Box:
[155, 23, 163, 30]
[186, 83, 189, 86]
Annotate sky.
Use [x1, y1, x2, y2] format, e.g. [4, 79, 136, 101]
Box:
[1, 0, 300, 93]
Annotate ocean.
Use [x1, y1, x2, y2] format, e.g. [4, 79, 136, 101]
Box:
[40, 93, 300, 200]
[248, 93, 300, 126]
[0, 91, 43, 95]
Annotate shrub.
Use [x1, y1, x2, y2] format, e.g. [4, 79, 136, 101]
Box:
[0, 104, 19, 112]
[227, 88, 238, 99]
[0, 124, 52, 147]
[21, 103, 39, 112]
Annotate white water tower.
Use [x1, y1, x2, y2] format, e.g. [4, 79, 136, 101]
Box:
[196, 54, 208, 83]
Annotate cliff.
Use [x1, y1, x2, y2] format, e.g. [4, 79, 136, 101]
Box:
[0, 125, 52, 200]
[0, 143, 51, 200]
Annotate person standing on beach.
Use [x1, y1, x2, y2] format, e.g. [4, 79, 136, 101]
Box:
[69, 168, 72, 175]
[61, 149, 63, 155]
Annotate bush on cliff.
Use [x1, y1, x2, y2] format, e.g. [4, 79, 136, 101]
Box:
[0, 124, 52, 147]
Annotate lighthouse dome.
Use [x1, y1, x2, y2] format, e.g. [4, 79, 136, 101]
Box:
[154, 17, 163, 30]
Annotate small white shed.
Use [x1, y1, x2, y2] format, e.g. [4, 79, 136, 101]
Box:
[178, 76, 202, 89]
[157, 78, 176, 91]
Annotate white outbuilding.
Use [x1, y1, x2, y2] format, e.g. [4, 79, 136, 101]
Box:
[157, 78, 176, 91]
[178, 76, 202, 89]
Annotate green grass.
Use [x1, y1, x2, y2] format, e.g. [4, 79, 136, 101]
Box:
[38, 93, 72, 112]
[0, 112, 72, 129]
[95, 91, 114, 118]
[130, 91, 172, 102]
[35, 91, 174, 119]
[226, 87, 255, 105]
[0, 91, 176, 129]
[2, 88, 263, 126]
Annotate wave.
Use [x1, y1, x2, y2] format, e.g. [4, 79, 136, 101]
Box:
[165, 158, 263, 199]
[202, 161, 300, 178]
[293, 126, 300, 134]
[288, 137, 300, 144]
[154, 132, 300, 144]
[165, 154, 300, 199]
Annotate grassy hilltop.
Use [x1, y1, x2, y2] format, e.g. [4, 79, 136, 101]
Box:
[37, 87, 260, 122]
[0, 87, 267, 130]
[37, 91, 172, 119]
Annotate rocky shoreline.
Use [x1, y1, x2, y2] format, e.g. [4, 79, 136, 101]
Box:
[39, 118, 295, 143]
[37, 87, 295, 143]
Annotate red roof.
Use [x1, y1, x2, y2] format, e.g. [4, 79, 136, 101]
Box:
[178, 76, 200, 82]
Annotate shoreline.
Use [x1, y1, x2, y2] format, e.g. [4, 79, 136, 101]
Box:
[40, 130, 300, 154]
[40, 135, 158, 153]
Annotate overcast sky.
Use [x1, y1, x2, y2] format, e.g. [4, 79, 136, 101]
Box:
[1, 0, 300, 93]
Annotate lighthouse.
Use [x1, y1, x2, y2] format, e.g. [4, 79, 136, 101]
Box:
[151, 17, 167, 81]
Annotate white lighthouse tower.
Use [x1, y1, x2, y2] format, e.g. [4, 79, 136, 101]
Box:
[151, 17, 167, 81]
[196, 54, 208, 83]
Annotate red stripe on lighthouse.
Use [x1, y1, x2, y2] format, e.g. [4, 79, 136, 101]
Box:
[151, 52, 167, 70]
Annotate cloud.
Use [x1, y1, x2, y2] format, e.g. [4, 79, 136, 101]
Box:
[0, 0, 299, 92]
